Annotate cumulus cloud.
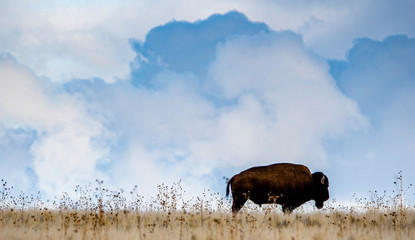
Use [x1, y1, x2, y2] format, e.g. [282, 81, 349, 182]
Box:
[7, 9, 404, 201]
[327, 35, 415, 199]
[2, 0, 414, 85]
[0, 55, 112, 197]
[1, 11, 377, 199]
[1, 11, 371, 198]
[206, 32, 367, 167]
[130, 11, 269, 87]
[0, 0, 136, 83]
[86, 12, 366, 196]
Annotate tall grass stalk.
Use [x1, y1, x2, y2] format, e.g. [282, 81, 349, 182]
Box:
[1, 176, 414, 240]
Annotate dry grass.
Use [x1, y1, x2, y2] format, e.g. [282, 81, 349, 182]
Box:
[2, 208, 415, 240]
[1, 176, 415, 240]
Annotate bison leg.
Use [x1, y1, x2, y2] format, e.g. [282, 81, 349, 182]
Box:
[232, 194, 247, 213]
[282, 205, 296, 214]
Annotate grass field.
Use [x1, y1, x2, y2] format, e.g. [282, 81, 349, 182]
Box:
[1, 178, 415, 240]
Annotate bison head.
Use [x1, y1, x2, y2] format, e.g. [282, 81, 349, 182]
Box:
[311, 172, 329, 209]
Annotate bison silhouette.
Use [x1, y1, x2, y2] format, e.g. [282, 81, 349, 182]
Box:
[226, 163, 329, 213]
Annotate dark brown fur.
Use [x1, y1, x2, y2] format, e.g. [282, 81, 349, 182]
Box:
[226, 163, 329, 213]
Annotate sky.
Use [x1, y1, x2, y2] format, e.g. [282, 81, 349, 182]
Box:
[1, 0, 415, 205]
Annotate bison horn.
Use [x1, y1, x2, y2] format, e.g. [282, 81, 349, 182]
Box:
[320, 175, 326, 185]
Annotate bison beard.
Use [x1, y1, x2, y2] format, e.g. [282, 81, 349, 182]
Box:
[226, 163, 329, 213]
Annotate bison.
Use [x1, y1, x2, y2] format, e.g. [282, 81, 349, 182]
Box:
[226, 163, 329, 213]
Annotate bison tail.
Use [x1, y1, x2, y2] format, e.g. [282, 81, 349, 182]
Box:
[226, 177, 234, 197]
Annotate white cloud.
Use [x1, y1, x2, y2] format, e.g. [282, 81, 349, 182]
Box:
[90, 30, 368, 197]
[2, 0, 414, 84]
[326, 35, 415, 200]
[0, 0, 239, 83]
[205, 32, 367, 168]
[5, 7, 410, 201]
[243, 0, 415, 59]
[0, 57, 113, 197]
[0, 1, 135, 83]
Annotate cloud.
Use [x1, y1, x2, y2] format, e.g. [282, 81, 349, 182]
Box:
[73, 73, 220, 196]
[2, 0, 414, 85]
[1, 11, 370, 199]
[327, 35, 415, 199]
[0, 55, 113, 197]
[205, 31, 367, 167]
[94, 12, 366, 196]
[294, 1, 415, 58]
[334, 35, 415, 140]
[0, 0, 136, 83]
[130, 11, 269, 87]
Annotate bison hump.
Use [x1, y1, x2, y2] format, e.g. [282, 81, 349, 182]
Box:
[237, 163, 312, 191]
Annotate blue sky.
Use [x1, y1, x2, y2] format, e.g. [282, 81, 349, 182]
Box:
[1, 0, 415, 205]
